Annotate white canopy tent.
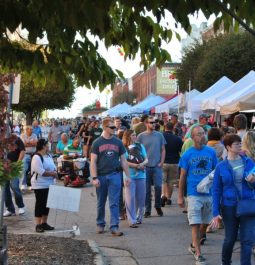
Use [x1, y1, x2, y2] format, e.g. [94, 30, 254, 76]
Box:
[202, 70, 255, 111]
[101, 102, 131, 117]
[190, 76, 233, 113]
[129, 94, 165, 114]
[101, 103, 121, 117]
[154, 95, 178, 113]
[154, 89, 200, 113]
[219, 82, 255, 115]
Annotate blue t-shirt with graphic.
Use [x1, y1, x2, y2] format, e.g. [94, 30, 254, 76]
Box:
[125, 143, 147, 179]
[179, 146, 218, 196]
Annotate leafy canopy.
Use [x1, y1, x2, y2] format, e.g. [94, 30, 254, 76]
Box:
[12, 73, 75, 120]
[177, 32, 255, 92]
[1, 0, 255, 89]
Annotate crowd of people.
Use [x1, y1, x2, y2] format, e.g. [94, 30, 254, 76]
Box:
[4, 112, 255, 265]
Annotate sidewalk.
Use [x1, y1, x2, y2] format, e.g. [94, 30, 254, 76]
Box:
[4, 182, 248, 265]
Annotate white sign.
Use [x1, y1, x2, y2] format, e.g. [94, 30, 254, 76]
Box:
[12, 74, 21, 104]
[47, 185, 81, 212]
[4, 74, 21, 104]
[183, 112, 192, 125]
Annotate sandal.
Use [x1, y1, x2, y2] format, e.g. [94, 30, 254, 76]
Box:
[200, 235, 207, 245]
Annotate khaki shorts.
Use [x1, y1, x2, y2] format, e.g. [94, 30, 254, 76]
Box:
[162, 164, 178, 184]
[187, 196, 212, 225]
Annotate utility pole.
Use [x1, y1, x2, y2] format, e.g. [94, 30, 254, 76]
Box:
[0, 81, 14, 265]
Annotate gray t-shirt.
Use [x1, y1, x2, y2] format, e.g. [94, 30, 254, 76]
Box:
[49, 126, 63, 142]
[229, 157, 244, 196]
[137, 131, 166, 167]
[21, 133, 38, 153]
[91, 136, 126, 176]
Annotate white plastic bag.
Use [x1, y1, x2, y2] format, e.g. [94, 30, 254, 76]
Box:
[197, 170, 215, 194]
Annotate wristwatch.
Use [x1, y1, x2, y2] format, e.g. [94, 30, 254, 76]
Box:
[92, 177, 98, 180]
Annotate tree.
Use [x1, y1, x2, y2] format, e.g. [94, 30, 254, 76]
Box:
[176, 40, 209, 92]
[177, 32, 255, 92]
[195, 32, 255, 89]
[112, 91, 136, 106]
[82, 102, 107, 112]
[1, 1, 255, 90]
[12, 74, 75, 124]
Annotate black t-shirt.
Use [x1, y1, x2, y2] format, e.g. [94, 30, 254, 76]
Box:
[90, 127, 103, 143]
[91, 136, 126, 176]
[163, 131, 183, 164]
[7, 137, 25, 162]
[77, 122, 84, 133]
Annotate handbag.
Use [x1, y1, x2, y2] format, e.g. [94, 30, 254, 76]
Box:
[234, 176, 255, 218]
[197, 169, 215, 194]
[236, 199, 255, 218]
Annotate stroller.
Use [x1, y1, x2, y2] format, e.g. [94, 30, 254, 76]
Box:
[58, 157, 90, 187]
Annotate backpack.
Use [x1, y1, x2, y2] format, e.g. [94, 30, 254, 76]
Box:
[26, 153, 44, 185]
[127, 143, 144, 164]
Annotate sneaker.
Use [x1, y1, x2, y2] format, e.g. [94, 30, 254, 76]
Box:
[111, 230, 124, 237]
[161, 195, 167, 207]
[3, 210, 16, 217]
[18, 207, 25, 215]
[155, 207, 163, 216]
[188, 244, 196, 257]
[36, 224, 44, 233]
[136, 221, 142, 225]
[144, 212, 151, 218]
[194, 254, 206, 265]
[96, 226, 105, 234]
[41, 223, 54, 230]
[166, 199, 172, 205]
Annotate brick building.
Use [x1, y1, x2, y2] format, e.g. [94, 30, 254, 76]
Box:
[112, 63, 180, 107]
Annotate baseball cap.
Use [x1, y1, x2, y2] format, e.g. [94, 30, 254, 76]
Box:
[199, 113, 210, 119]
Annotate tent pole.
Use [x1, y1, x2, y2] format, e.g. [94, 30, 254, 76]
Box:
[188, 80, 191, 113]
[177, 84, 180, 117]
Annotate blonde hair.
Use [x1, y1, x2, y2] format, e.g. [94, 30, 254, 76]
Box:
[131, 117, 140, 127]
[242, 131, 255, 161]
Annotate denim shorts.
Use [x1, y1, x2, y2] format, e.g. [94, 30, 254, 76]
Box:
[187, 196, 212, 225]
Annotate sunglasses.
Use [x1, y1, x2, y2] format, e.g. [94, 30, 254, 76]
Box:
[107, 126, 116, 130]
[148, 121, 156, 124]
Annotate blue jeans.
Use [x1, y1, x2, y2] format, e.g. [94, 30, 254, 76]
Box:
[96, 172, 121, 231]
[145, 166, 162, 213]
[22, 154, 31, 186]
[221, 205, 255, 265]
[125, 178, 146, 224]
[5, 177, 25, 213]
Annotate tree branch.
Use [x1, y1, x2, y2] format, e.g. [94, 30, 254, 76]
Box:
[213, 0, 255, 36]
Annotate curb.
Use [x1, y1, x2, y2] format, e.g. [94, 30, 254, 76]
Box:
[87, 240, 106, 265]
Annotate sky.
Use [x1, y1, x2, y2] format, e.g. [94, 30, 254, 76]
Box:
[48, 11, 216, 119]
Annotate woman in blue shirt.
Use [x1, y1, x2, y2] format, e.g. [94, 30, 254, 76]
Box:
[122, 130, 148, 227]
